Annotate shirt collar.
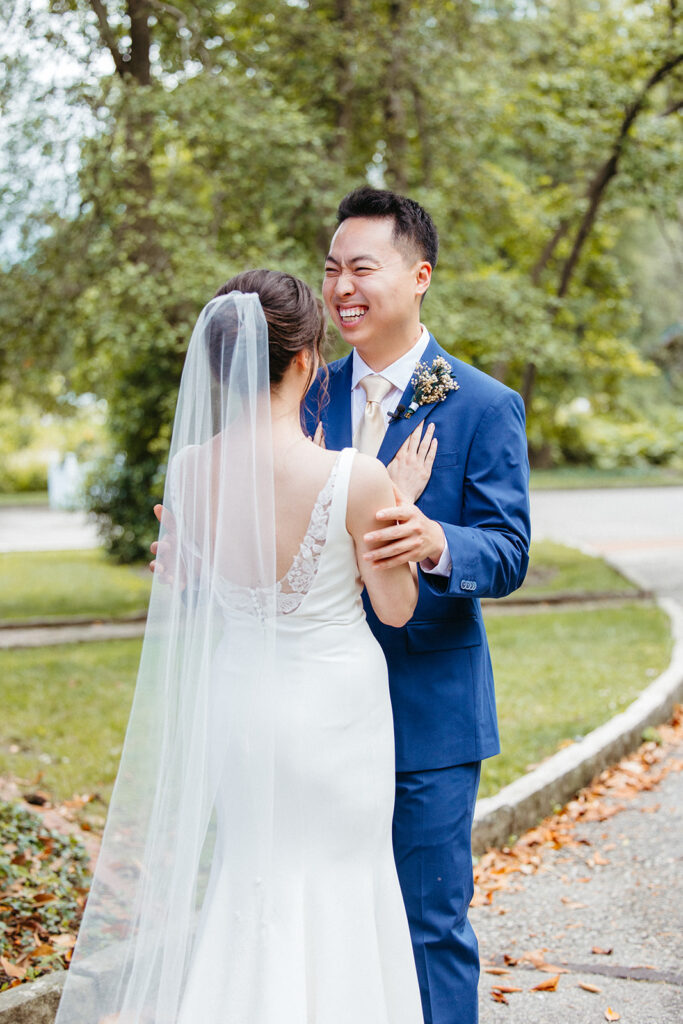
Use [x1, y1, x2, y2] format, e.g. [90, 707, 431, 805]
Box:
[351, 326, 430, 392]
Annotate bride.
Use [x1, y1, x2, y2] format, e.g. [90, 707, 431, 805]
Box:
[55, 270, 426, 1023]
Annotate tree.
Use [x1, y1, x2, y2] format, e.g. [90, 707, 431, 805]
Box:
[1, 0, 681, 555]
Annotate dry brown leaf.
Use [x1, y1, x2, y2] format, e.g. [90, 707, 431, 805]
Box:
[520, 949, 548, 967]
[592, 852, 611, 865]
[592, 946, 613, 955]
[494, 985, 523, 993]
[605, 1008, 621, 1021]
[531, 974, 560, 992]
[538, 964, 569, 974]
[491, 990, 509, 1004]
[32, 943, 55, 957]
[0, 956, 27, 980]
[485, 967, 510, 976]
[579, 982, 601, 993]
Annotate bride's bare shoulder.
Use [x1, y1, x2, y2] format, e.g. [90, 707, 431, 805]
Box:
[347, 453, 393, 514]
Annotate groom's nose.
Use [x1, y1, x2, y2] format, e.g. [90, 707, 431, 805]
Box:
[335, 269, 356, 297]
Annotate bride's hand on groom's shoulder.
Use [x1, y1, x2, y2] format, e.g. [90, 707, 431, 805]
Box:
[386, 422, 437, 504]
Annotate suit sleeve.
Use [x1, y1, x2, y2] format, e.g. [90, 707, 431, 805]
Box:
[422, 389, 531, 600]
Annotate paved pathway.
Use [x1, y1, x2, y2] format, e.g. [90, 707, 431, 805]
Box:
[0, 506, 99, 553]
[476, 486, 683, 1023]
[531, 486, 683, 604]
[474, 737, 683, 1024]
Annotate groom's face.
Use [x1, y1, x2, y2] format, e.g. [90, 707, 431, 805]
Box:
[323, 216, 430, 361]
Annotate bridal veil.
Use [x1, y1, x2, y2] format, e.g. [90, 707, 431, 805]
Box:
[55, 292, 279, 1023]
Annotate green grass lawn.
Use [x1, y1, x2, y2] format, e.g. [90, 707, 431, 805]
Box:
[479, 601, 672, 796]
[530, 465, 683, 490]
[0, 601, 671, 811]
[511, 540, 638, 600]
[0, 491, 50, 507]
[1, 541, 630, 627]
[0, 549, 151, 623]
[0, 639, 140, 820]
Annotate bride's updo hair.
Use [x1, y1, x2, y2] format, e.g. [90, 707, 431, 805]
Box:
[212, 269, 326, 391]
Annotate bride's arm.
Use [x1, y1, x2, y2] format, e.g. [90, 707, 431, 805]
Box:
[346, 455, 418, 628]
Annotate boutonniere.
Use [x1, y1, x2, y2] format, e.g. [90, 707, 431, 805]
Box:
[391, 356, 460, 421]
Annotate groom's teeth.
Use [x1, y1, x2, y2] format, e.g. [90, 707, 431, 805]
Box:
[339, 307, 367, 321]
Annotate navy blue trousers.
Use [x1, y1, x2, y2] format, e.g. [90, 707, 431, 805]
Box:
[393, 762, 481, 1024]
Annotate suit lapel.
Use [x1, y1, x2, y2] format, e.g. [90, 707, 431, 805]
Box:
[323, 355, 354, 450]
[376, 335, 442, 466]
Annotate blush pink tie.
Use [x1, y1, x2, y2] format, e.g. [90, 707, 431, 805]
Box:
[354, 374, 394, 456]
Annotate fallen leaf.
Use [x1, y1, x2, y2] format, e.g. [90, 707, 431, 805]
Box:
[0, 956, 27, 980]
[531, 974, 560, 991]
[491, 990, 509, 1004]
[592, 946, 613, 955]
[494, 985, 523, 993]
[605, 1009, 621, 1021]
[538, 964, 569, 973]
[32, 944, 55, 957]
[520, 949, 548, 968]
[485, 967, 510, 976]
[579, 982, 601, 993]
[593, 852, 610, 865]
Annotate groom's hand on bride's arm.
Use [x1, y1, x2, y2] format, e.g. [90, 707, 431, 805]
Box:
[362, 486, 446, 570]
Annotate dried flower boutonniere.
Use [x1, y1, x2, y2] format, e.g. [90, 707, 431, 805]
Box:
[401, 356, 460, 419]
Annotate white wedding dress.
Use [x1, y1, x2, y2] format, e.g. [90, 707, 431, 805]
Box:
[177, 447, 423, 1024]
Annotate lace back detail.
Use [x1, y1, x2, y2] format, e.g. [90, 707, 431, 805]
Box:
[277, 453, 343, 615]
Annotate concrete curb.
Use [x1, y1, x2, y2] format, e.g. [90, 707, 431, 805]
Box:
[472, 596, 683, 854]
[0, 968, 65, 1023]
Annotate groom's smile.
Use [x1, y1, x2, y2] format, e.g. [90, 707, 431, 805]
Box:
[323, 215, 432, 368]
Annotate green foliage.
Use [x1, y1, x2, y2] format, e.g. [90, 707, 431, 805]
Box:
[1, 0, 682, 556]
[0, 387, 107, 495]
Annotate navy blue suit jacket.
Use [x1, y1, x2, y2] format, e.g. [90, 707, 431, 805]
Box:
[304, 334, 531, 772]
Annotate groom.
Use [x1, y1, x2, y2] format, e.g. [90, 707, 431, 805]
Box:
[304, 186, 531, 1024]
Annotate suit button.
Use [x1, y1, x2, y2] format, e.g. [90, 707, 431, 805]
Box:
[460, 579, 477, 592]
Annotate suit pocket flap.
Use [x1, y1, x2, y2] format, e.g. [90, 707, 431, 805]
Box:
[406, 616, 481, 653]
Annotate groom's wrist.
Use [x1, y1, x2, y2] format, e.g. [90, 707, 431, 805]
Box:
[420, 522, 448, 572]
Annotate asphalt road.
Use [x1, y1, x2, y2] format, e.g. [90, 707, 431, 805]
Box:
[531, 486, 683, 604]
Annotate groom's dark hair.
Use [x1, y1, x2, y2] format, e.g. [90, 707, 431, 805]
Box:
[336, 186, 438, 269]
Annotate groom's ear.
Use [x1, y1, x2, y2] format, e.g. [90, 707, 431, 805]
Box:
[416, 261, 432, 298]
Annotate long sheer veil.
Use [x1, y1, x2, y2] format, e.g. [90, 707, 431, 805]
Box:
[55, 292, 278, 1023]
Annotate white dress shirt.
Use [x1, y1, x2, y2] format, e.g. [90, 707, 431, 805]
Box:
[351, 327, 452, 577]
